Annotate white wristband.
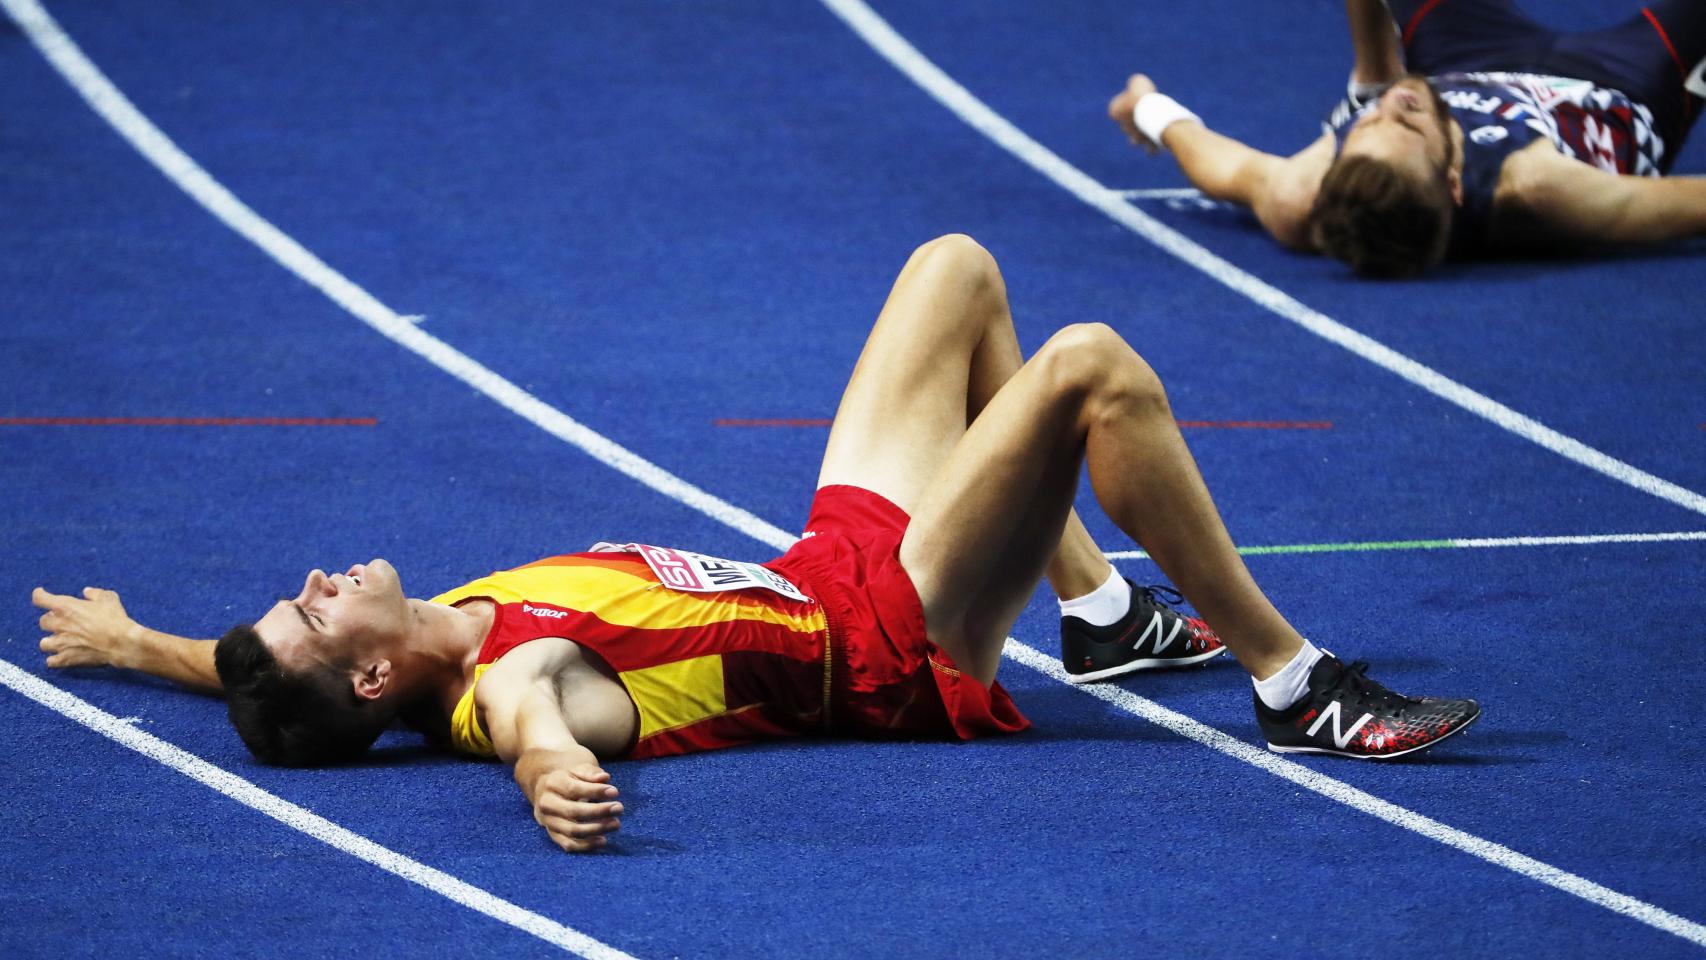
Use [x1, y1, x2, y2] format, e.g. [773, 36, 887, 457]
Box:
[1347, 75, 1387, 106]
[1132, 93, 1201, 148]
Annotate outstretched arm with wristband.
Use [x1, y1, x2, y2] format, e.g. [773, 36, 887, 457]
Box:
[1107, 73, 1335, 250]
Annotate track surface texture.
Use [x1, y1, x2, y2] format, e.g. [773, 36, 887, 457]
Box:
[2, 1, 1702, 957]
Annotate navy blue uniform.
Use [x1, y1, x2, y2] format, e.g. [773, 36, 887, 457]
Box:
[1389, 0, 1705, 154]
[1329, 72, 1665, 252]
[1327, 1, 1705, 252]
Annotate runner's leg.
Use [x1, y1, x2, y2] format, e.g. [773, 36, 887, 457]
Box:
[816, 234, 1110, 601]
[900, 323, 1304, 687]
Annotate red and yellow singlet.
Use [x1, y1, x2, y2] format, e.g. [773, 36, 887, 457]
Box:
[433, 551, 830, 760]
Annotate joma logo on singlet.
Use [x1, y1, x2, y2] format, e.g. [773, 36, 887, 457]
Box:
[522, 603, 568, 619]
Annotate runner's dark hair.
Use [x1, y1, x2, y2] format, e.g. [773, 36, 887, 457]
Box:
[1309, 154, 1453, 278]
[214, 623, 388, 766]
[1310, 74, 1456, 278]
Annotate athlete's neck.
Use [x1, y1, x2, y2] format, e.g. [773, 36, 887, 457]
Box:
[388, 598, 495, 724]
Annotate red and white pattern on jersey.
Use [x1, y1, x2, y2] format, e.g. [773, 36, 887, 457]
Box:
[1449, 71, 1665, 176]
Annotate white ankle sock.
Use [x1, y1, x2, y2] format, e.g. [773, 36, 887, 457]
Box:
[1058, 569, 1131, 627]
[1252, 640, 1325, 711]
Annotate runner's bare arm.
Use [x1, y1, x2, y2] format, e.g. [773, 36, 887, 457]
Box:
[1172, 126, 1336, 249]
[1107, 74, 1333, 249]
[1344, 0, 1405, 85]
[32, 586, 220, 693]
[479, 658, 623, 853]
[1499, 145, 1706, 245]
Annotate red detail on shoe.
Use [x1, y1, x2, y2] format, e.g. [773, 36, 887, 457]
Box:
[1353, 710, 1470, 755]
[1297, 708, 1319, 729]
[1357, 720, 1395, 753]
[1180, 617, 1221, 652]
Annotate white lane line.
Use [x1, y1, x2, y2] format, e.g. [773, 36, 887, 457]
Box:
[1454, 530, 1706, 548]
[2, 0, 774, 954]
[1000, 641, 1706, 948]
[0, 660, 637, 960]
[1102, 529, 1706, 560]
[1116, 187, 1205, 199]
[816, 0, 1706, 522]
[0, 0, 796, 555]
[14, 0, 1703, 948]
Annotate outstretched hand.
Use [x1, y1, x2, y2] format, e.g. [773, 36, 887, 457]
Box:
[1108, 73, 1161, 153]
[530, 763, 623, 853]
[33, 586, 140, 671]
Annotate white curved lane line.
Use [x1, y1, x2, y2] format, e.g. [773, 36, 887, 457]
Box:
[9, 0, 1703, 950]
[2, 0, 775, 956]
[0, 0, 796, 556]
[817, 0, 1706, 521]
[0, 661, 639, 960]
[1002, 641, 1706, 948]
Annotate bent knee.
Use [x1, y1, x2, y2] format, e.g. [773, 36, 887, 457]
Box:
[1035, 323, 1167, 412]
[905, 233, 1000, 290]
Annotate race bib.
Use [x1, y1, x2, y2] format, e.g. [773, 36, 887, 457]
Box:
[589, 542, 812, 603]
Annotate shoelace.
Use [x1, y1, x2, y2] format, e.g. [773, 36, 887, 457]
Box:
[1135, 584, 1216, 651]
[1136, 584, 1184, 607]
[1322, 660, 1415, 712]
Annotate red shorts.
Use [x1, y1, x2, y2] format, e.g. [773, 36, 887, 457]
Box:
[765, 485, 1029, 742]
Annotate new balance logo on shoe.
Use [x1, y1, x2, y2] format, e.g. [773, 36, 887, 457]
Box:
[1257, 655, 1481, 759]
[1304, 700, 1374, 750]
[1135, 610, 1184, 654]
[1060, 580, 1226, 683]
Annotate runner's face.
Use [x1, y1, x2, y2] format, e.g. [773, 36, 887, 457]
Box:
[253, 559, 410, 675]
[1341, 77, 1453, 179]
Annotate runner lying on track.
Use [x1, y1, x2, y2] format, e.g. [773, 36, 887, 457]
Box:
[33, 235, 1479, 853]
[1107, 0, 1706, 276]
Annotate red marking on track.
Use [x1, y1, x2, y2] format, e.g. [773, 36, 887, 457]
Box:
[1175, 420, 1333, 430]
[714, 418, 1332, 429]
[0, 417, 378, 427]
[714, 418, 834, 427]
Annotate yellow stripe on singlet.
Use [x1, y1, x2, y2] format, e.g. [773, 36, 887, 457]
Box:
[433, 562, 824, 635]
[622, 655, 726, 739]
[445, 657, 729, 755]
[448, 663, 495, 757]
[431, 555, 826, 756]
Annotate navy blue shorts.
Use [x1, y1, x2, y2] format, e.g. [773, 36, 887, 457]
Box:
[1389, 0, 1705, 160]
